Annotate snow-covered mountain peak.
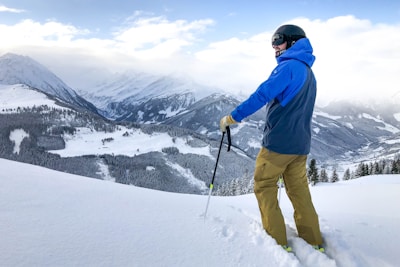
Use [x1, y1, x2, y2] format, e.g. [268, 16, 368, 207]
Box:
[82, 70, 218, 105]
[88, 71, 158, 100]
[0, 84, 69, 113]
[0, 53, 97, 112]
[0, 53, 77, 99]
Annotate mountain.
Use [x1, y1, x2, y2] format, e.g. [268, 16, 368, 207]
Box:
[76, 65, 400, 168]
[320, 100, 400, 137]
[162, 93, 400, 168]
[0, 53, 98, 113]
[0, 83, 254, 194]
[163, 93, 266, 157]
[2, 52, 400, 184]
[79, 71, 216, 121]
[313, 101, 400, 166]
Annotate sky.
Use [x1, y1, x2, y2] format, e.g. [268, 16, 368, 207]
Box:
[1, 158, 400, 266]
[1, 1, 400, 105]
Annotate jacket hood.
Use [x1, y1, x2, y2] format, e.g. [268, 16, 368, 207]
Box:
[277, 38, 315, 67]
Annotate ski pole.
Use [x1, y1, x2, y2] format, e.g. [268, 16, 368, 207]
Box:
[278, 175, 283, 204]
[203, 127, 231, 221]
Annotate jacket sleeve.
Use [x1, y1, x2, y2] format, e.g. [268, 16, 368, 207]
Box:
[231, 63, 291, 122]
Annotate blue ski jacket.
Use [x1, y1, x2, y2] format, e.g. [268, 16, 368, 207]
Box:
[231, 38, 316, 155]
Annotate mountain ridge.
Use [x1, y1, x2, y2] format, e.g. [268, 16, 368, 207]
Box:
[0, 53, 98, 113]
[1, 52, 400, 187]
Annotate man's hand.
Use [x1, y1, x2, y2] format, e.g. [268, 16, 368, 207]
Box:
[220, 115, 237, 132]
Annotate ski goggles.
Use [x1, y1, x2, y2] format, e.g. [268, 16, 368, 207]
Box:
[271, 33, 286, 46]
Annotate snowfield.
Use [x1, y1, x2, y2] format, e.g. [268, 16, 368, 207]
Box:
[49, 126, 213, 158]
[0, 84, 66, 113]
[0, 158, 399, 267]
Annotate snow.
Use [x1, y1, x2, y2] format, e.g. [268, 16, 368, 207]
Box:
[96, 159, 115, 182]
[312, 120, 328, 129]
[1, 158, 399, 267]
[345, 122, 354, 129]
[313, 111, 342, 120]
[80, 71, 215, 111]
[384, 139, 400, 145]
[394, 113, 400, 122]
[0, 54, 79, 103]
[49, 126, 212, 158]
[9, 129, 29, 154]
[158, 106, 186, 118]
[247, 138, 262, 148]
[166, 160, 208, 190]
[362, 113, 400, 134]
[0, 84, 65, 113]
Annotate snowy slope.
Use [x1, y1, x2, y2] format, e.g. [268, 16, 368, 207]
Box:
[0, 158, 399, 267]
[80, 71, 216, 106]
[0, 53, 97, 112]
[48, 126, 212, 158]
[0, 84, 69, 112]
[0, 53, 78, 101]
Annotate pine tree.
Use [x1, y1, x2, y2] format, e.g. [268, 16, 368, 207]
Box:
[320, 168, 329, 183]
[373, 161, 381, 174]
[355, 162, 368, 178]
[369, 162, 376, 175]
[307, 159, 319, 185]
[343, 168, 351, 181]
[381, 159, 387, 174]
[391, 159, 400, 174]
[331, 169, 339, 183]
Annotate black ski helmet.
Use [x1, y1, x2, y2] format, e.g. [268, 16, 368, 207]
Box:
[271, 24, 306, 49]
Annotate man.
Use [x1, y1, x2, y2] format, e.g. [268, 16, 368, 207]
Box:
[219, 24, 323, 252]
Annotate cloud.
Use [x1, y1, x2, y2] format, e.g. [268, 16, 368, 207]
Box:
[0, 19, 89, 45]
[0, 5, 25, 13]
[194, 15, 400, 104]
[112, 15, 214, 59]
[0, 14, 399, 105]
[290, 16, 400, 104]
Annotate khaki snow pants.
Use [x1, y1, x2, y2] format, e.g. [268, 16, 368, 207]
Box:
[253, 147, 323, 246]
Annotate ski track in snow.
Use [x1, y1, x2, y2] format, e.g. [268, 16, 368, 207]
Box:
[204, 208, 303, 267]
[221, 205, 336, 267]
[206, 203, 389, 267]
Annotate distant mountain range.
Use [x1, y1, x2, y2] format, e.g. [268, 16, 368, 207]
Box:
[73, 53, 400, 166]
[1, 52, 400, 193]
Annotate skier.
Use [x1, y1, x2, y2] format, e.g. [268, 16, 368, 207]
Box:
[219, 24, 324, 252]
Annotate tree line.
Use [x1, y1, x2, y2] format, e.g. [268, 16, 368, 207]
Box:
[217, 155, 400, 196]
[3, 104, 399, 196]
[1, 106, 255, 195]
[307, 155, 400, 185]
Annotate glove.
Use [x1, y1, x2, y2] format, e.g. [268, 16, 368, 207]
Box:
[220, 115, 237, 132]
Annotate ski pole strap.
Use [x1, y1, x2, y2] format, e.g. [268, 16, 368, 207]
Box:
[226, 126, 231, 152]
